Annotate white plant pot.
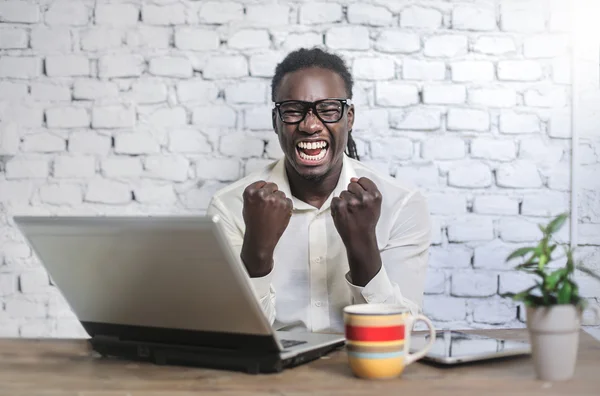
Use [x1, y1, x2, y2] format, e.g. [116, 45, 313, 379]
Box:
[526, 305, 582, 381]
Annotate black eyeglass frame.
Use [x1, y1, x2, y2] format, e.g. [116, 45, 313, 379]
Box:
[272, 98, 353, 125]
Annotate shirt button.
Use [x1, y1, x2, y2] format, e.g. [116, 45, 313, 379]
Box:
[314, 257, 321, 263]
[314, 301, 322, 307]
[366, 296, 373, 303]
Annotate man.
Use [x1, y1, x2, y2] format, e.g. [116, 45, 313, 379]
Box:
[207, 48, 431, 333]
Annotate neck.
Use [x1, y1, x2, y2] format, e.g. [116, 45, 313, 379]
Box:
[285, 158, 343, 209]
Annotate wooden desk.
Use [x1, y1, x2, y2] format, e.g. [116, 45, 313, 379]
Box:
[0, 329, 599, 396]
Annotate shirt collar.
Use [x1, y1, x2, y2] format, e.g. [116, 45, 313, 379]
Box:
[268, 154, 358, 212]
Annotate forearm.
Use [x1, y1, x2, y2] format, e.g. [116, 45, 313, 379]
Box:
[241, 232, 275, 277]
[345, 232, 382, 287]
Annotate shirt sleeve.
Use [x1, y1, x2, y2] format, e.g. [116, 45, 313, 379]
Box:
[344, 190, 431, 316]
[206, 196, 276, 325]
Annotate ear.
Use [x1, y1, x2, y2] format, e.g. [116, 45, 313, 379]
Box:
[346, 104, 355, 131]
[272, 109, 277, 134]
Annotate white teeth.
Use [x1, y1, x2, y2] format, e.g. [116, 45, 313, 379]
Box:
[297, 141, 327, 149]
[299, 147, 327, 161]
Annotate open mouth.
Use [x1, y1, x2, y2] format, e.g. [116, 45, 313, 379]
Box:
[296, 140, 329, 164]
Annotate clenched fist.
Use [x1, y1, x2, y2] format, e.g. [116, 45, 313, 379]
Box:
[240, 181, 293, 277]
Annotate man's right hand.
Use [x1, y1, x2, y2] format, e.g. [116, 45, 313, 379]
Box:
[240, 181, 293, 277]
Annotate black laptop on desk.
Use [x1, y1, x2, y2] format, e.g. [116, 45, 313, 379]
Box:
[14, 215, 345, 374]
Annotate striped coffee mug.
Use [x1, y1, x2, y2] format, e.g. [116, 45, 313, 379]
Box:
[343, 304, 436, 379]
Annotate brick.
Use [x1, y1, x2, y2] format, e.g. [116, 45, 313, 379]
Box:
[580, 143, 598, 165]
[375, 82, 418, 107]
[422, 137, 465, 160]
[114, 132, 160, 155]
[179, 181, 227, 210]
[348, 4, 393, 26]
[448, 217, 494, 242]
[5, 158, 49, 179]
[499, 112, 540, 134]
[402, 59, 445, 81]
[429, 245, 472, 269]
[101, 157, 143, 178]
[225, 81, 267, 104]
[193, 106, 236, 128]
[299, 3, 342, 24]
[22, 133, 66, 153]
[497, 161, 543, 188]
[451, 61, 494, 82]
[244, 106, 272, 130]
[524, 87, 567, 108]
[0, 81, 27, 99]
[423, 85, 466, 105]
[473, 195, 519, 215]
[352, 109, 389, 130]
[39, 183, 82, 205]
[394, 165, 439, 189]
[73, 80, 118, 100]
[423, 296, 466, 322]
[244, 158, 275, 175]
[469, 87, 517, 108]
[498, 61, 543, 81]
[519, 137, 564, 164]
[53, 156, 96, 179]
[370, 137, 412, 160]
[31, 83, 71, 102]
[195, 157, 241, 181]
[229, 29, 270, 50]
[0, 273, 16, 296]
[175, 28, 219, 51]
[198, 1, 243, 24]
[92, 106, 135, 129]
[471, 138, 517, 162]
[126, 26, 170, 49]
[353, 57, 395, 80]
[80, 27, 122, 51]
[553, 58, 571, 85]
[95, 3, 139, 26]
[452, 5, 496, 31]
[579, 223, 600, 246]
[0, 122, 19, 155]
[424, 271, 446, 295]
[144, 155, 190, 182]
[547, 165, 570, 191]
[501, 1, 545, 32]
[524, 34, 569, 58]
[246, 4, 289, 26]
[69, 132, 111, 155]
[326, 26, 370, 50]
[143, 107, 187, 128]
[168, 128, 212, 154]
[249, 53, 280, 78]
[176, 80, 219, 104]
[30, 27, 71, 51]
[128, 80, 167, 104]
[498, 218, 543, 242]
[133, 182, 177, 205]
[0, 56, 41, 79]
[400, 6, 442, 29]
[5, 297, 46, 318]
[375, 30, 420, 53]
[448, 161, 492, 188]
[149, 57, 192, 78]
[549, 111, 570, 138]
[472, 300, 516, 324]
[142, 4, 185, 25]
[390, 109, 442, 131]
[98, 55, 144, 78]
[425, 35, 468, 58]
[473, 239, 523, 269]
[3, 105, 43, 128]
[204, 55, 248, 79]
[521, 192, 569, 217]
[0, 27, 28, 48]
[0, 1, 40, 23]
[45, 1, 88, 25]
[282, 33, 321, 50]
[549, 0, 570, 32]
[45, 55, 89, 77]
[447, 109, 490, 132]
[426, 193, 467, 215]
[85, 179, 131, 204]
[219, 133, 264, 158]
[452, 272, 497, 297]
[1, 240, 31, 261]
[46, 107, 90, 129]
[473, 36, 517, 55]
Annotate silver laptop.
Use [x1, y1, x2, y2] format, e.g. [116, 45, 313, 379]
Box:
[14, 215, 345, 373]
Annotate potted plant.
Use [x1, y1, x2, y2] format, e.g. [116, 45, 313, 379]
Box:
[503, 213, 600, 381]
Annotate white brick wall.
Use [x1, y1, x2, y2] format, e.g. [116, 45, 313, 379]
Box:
[0, 0, 598, 338]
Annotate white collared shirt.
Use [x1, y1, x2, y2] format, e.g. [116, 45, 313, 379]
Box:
[207, 154, 431, 333]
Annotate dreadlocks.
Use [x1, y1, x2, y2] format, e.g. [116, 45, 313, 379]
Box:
[271, 48, 360, 161]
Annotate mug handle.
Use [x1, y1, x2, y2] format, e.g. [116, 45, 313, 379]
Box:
[404, 314, 436, 366]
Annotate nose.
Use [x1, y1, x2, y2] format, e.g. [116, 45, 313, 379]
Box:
[298, 109, 323, 135]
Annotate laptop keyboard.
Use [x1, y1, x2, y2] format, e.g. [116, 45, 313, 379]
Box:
[281, 339, 307, 349]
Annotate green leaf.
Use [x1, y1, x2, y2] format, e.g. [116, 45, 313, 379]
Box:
[547, 213, 568, 234]
[557, 280, 572, 304]
[502, 284, 539, 302]
[506, 247, 536, 262]
[546, 268, 567, 290]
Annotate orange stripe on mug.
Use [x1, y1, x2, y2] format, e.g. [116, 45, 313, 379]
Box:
[345, 324, 405, 342]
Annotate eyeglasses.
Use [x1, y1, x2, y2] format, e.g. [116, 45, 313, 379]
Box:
[273, 98, 352, 124]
